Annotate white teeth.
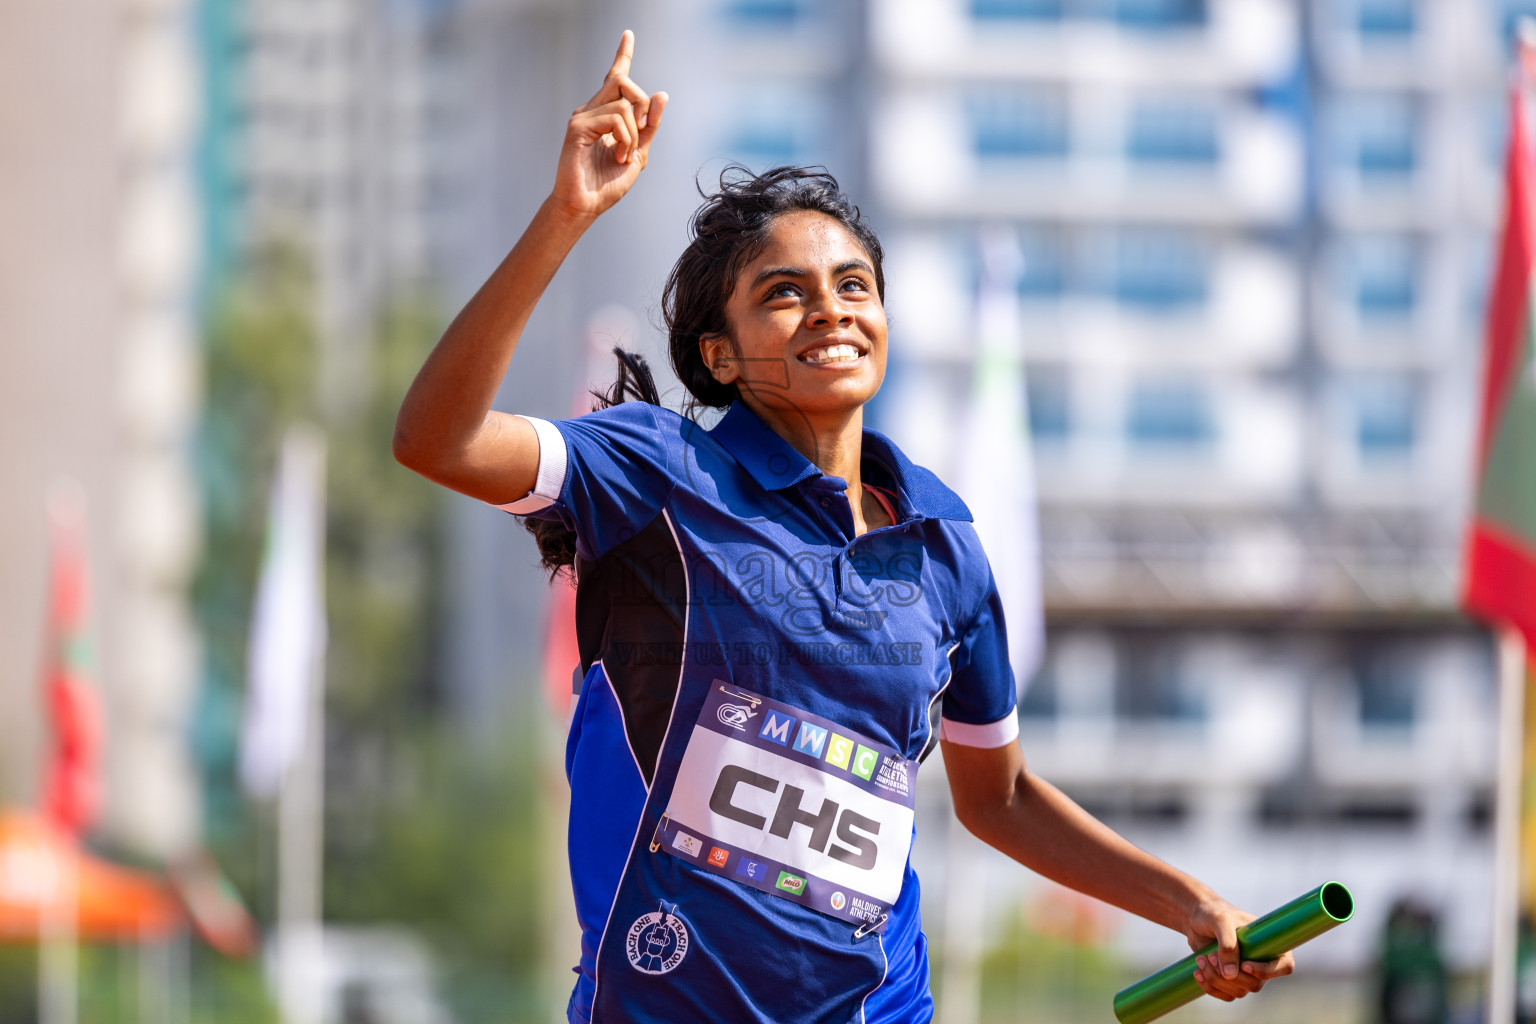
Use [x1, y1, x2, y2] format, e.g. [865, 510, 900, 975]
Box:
[800, 344, 861, 365]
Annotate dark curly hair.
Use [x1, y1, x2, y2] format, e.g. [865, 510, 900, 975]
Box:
[528, 165, 885, 579]
[663, 164, 885, 409]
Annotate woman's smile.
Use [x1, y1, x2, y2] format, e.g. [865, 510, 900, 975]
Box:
[798, 341, 867, 367]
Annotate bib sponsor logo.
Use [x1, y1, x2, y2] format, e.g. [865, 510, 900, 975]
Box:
[848, 895, 883, 924]
[717, 702, 756, 730]
[793, 722, 828, 758]
[707, 846, 729, 869]
[759, 711, 795, 746]
[851, 745, 879, 782]
[825, 733, 854, 770]
[626, 910, 689, 975]
[735, 857, 766, 882]
[830, 891, 847, 912]
[775, 871, 806, 894]
[671, 831, 702, 858]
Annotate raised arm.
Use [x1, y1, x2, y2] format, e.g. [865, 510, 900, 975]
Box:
[941, 738, 1295, 1003]
[392, 30, 668, 504]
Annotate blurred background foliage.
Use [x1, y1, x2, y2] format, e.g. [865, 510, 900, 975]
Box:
[181, 243, 551, 1019]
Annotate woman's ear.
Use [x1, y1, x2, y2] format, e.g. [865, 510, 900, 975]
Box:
[700, 333, 738, 385]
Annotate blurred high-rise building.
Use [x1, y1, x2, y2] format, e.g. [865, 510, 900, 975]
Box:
[0, 0, 204, 858]
[873, 0, 1506, 970]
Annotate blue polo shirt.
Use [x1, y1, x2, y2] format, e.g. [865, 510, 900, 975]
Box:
[500, 400, 1020, 1024]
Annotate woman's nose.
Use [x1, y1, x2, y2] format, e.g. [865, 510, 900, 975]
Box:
[808, 292, 854, 327]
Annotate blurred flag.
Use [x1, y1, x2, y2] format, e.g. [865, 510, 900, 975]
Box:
[1463, 78, 1536, 648]
[1467, 58, 1536, 1024]
[241, 428, 328, 799]
[39, 482, 103, 837]
[168, 850, 258, 956]
[957, 227, 1046, 689]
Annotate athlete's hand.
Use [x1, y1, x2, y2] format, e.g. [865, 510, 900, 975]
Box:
[1184, 897, 1295, 1002]
[549, 30, 668, 221]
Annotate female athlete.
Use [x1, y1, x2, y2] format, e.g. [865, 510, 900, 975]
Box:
[394, 30, 1296, 1024]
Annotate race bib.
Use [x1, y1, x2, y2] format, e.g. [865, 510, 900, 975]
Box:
[656, 683, 917, 933]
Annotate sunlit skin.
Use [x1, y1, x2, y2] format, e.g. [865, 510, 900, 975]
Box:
[700, 210, 892, 534]
[392, 28, 1295, 1006]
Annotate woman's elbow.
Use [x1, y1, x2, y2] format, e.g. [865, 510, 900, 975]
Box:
[391, 417, 433, 475]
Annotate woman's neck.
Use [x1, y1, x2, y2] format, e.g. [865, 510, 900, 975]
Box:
[742, 395, 864, 489]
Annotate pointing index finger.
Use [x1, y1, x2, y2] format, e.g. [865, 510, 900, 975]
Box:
[608, 29, 635, 80]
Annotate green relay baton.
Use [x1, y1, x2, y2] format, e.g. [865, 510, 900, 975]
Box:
[1112, 882, 1354, 1024]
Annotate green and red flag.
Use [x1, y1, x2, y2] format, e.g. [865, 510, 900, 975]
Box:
[39, 488, 103, 836]
[1463, 82, 1536, 650]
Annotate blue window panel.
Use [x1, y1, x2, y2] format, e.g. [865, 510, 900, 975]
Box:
[972, 0, 1064, 19]
[1338, 99, 1419, 179]
[1501, 1, 1536, 52]
[1126, 378, 1214, 448]
[1355, 275, 1416, 319]
[1115, 639, 1207, 723]
[1026, 371, 1071, 441]
[968, 91, 1070, 159]
[1355, 0, 1415, 40]
[724, 132, 800, 168]
[1357, 134, 1416, 176]
[1127, 102, 1220, 165]
[1019, 662, 1056, 717]
[1111, 231, 1210, 311]
[1353, 646, 1416, 727]
[1112, 0, 1207, 30]
[1016, 229, 1066, 298]
[722, 0, 803, 27]
[1352, 377, 1417, 458]
[1347, 236, 1418, 321]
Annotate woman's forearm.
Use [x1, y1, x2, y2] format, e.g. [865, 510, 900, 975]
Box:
[393, 198, 593, 474]
[956, 759, 1213, 933]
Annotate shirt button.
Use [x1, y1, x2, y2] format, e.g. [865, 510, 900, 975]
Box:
[819, 497, 831, 508]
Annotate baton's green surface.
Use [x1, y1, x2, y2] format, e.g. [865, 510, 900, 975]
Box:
[1112, 882, 1354, 1024]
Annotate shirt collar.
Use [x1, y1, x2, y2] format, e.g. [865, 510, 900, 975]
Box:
[708, 401, 973, 523]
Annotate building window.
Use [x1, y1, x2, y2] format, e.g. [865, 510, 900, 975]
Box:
[1112, 0, 1206, 30]
[724, 130, 800, 168]
[1126, 377, 1215, 449]
[1027, 368, 1071, 442]
[1127, 100, 1220, 165]
[1114, 636, 1206, 723]
[722, 84, 822, 169]
[1110, 230, 1209, 311]
[1501, 1, 1536, 52]
[1344, 234, 1419, 322]
[1335, 96, 1419, 180]
[1016, 228, 1066, 299]
[1354, 0, 1416, 42]
[1019, 662, 1057, 717]
[968, 89, 1070, 160]
[721, 0, 804, 27]
[971, 0, 1064, 19]
[1351, 644, 1417, 728]
[1350, 375, 1418, 461]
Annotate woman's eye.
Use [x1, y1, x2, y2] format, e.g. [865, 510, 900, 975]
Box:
[767, 283, 798, 299]
[840, 278, 870, 293]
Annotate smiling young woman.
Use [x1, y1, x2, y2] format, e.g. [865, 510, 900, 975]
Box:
[394, 30, 1295, 1024]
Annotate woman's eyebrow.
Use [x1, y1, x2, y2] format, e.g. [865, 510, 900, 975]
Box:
[751, 258, 874, 290]
[751, 265, 806, 288]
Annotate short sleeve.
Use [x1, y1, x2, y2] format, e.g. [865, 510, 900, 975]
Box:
[939, 575, 1020, 748]
[493, 402, 679, 559]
